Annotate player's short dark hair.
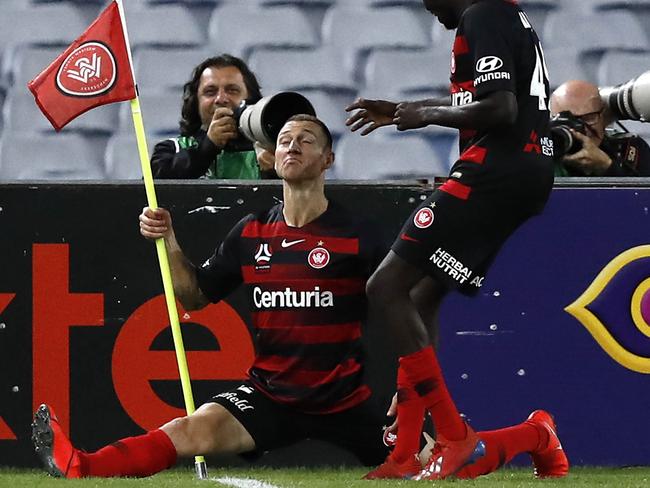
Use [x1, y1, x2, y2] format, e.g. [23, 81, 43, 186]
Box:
[285, 114, 333, 151]
[179, 54, 262, 136]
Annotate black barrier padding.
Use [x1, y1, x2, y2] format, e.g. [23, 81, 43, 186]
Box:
[0, 181, 430, 468]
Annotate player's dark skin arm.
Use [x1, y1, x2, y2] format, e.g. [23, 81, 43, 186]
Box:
[405, 96, 452, 108]
[395, 90, 517, 131]
[346, 91, 516, 135]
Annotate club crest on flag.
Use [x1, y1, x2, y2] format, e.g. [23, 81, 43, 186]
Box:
[27, 0, 135, 131]
[56, 42, 117, 97]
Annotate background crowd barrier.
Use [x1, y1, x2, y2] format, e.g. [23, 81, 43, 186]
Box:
[1, 179, 649, 468]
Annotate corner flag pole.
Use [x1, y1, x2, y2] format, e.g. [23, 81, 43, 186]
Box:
[115, 0, 208, 480]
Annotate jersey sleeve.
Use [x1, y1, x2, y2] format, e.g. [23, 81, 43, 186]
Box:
[195, 215, 250, 302]
[462, 3, 518, 98]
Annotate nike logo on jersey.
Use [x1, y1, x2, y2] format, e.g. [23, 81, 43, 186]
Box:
[281, 238, 306, 248]
[400, 233, 419, 243]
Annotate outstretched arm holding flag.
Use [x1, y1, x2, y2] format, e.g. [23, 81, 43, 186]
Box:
[28, 0, 207, 479]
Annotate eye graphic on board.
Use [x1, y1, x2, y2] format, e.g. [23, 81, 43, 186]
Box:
[565, 246, 650, 374]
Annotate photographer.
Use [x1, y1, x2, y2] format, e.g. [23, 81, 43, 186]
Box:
[550, 80, 650, 176]
[150, 54, 277, 179]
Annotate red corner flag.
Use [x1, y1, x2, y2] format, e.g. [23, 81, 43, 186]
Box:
[28, 1, 136, 131]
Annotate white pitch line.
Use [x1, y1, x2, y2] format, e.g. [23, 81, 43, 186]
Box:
[212, 476, 282, 488]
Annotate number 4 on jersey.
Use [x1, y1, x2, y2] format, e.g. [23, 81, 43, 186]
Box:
[519, 11, 550, 110]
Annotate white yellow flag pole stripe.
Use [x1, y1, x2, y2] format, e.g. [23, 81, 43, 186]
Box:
[115, 0, 208, 479]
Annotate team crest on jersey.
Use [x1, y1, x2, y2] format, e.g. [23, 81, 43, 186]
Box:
[308, 247, 330, 269]
[413, 207, 434, 229]
[254, 242, 272, 272]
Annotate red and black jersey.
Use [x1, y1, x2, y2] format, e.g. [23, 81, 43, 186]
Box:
[195, 201, 383, 414]
[450, 0, 553, 160]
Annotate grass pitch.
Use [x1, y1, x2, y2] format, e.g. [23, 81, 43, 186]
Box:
[1, 466, 649, 488]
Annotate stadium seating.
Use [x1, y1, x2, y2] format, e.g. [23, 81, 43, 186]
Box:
[126, 5, 205, 48]
[421, 126, 459, 163]
[363, 0, 423, 7]
[147, 0, 220, 5]
[0, 133, 105, 180]
[300, 89, 352, 137]
[564, 0, 650, 11]
[518, 0, 559, 32]
[543, 10, 648, 52]
[117, 95, 181, 136]
[430, 19, 456, 52]
[0, 5, 88, 52]
[4, 0, 32, 9]
[248, 46, 356, 94]
[543, 47, 589, 89]
[597, 51, 649, 87]
[3, 0, 648, 181]
[335, 132, 448, 180]
[361, 47, 451, 100]
[104, 133, 148, 180]
[3, 91, 119, 135]
[322, 6, 431, 82]
[544, 7, 648, 82]
[133, 47, 212, 94]
[208, 4, 318, 58]
[0, 46, 63, 93]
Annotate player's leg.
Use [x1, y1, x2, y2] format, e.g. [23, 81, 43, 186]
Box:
[32, 401, 254, 478]
[365, 253, 482, 478]
[410, 275, 443, 348]
[366, 250, 430, 354]
[369, 276, 443, 473]
[161, 402, 254, 456]
[308, 398, 392, 468]
[368, 253, 468, 437]
[455, 410, 568, 479]
[369, 186, 509, 479]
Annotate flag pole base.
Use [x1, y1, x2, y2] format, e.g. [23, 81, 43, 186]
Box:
[195, 459, 208, 480]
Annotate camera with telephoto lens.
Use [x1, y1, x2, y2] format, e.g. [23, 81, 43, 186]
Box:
[549, 111, 588, 159]
[600, 70, 650, 122]
[231, 91, 316, 148]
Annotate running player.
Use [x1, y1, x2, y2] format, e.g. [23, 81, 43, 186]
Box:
[346, 0, 559, 480]
[31, 115, 391, 477]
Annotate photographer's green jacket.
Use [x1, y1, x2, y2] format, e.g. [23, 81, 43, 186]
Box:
[150, 129, 276, 180]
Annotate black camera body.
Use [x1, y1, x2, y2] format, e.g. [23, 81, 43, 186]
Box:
[549, 111, 587, 159]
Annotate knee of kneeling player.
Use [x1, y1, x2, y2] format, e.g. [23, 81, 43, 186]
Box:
[161, 414, 219, 456]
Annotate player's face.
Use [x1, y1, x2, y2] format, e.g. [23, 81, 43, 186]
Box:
[275, 121, 333, 182]
[197, 66, 248, 128]
[422, 0, 461, 29]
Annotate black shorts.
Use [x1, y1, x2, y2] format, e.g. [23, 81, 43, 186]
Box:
[211, 382, 389, 466]
[392, 152, 553, 295]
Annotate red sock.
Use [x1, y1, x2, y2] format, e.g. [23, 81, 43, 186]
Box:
[79, 429, 177, 477]
[457, 422, 541, 479]
[390, 364, 425, 463]
[400, 346, 465, 441]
